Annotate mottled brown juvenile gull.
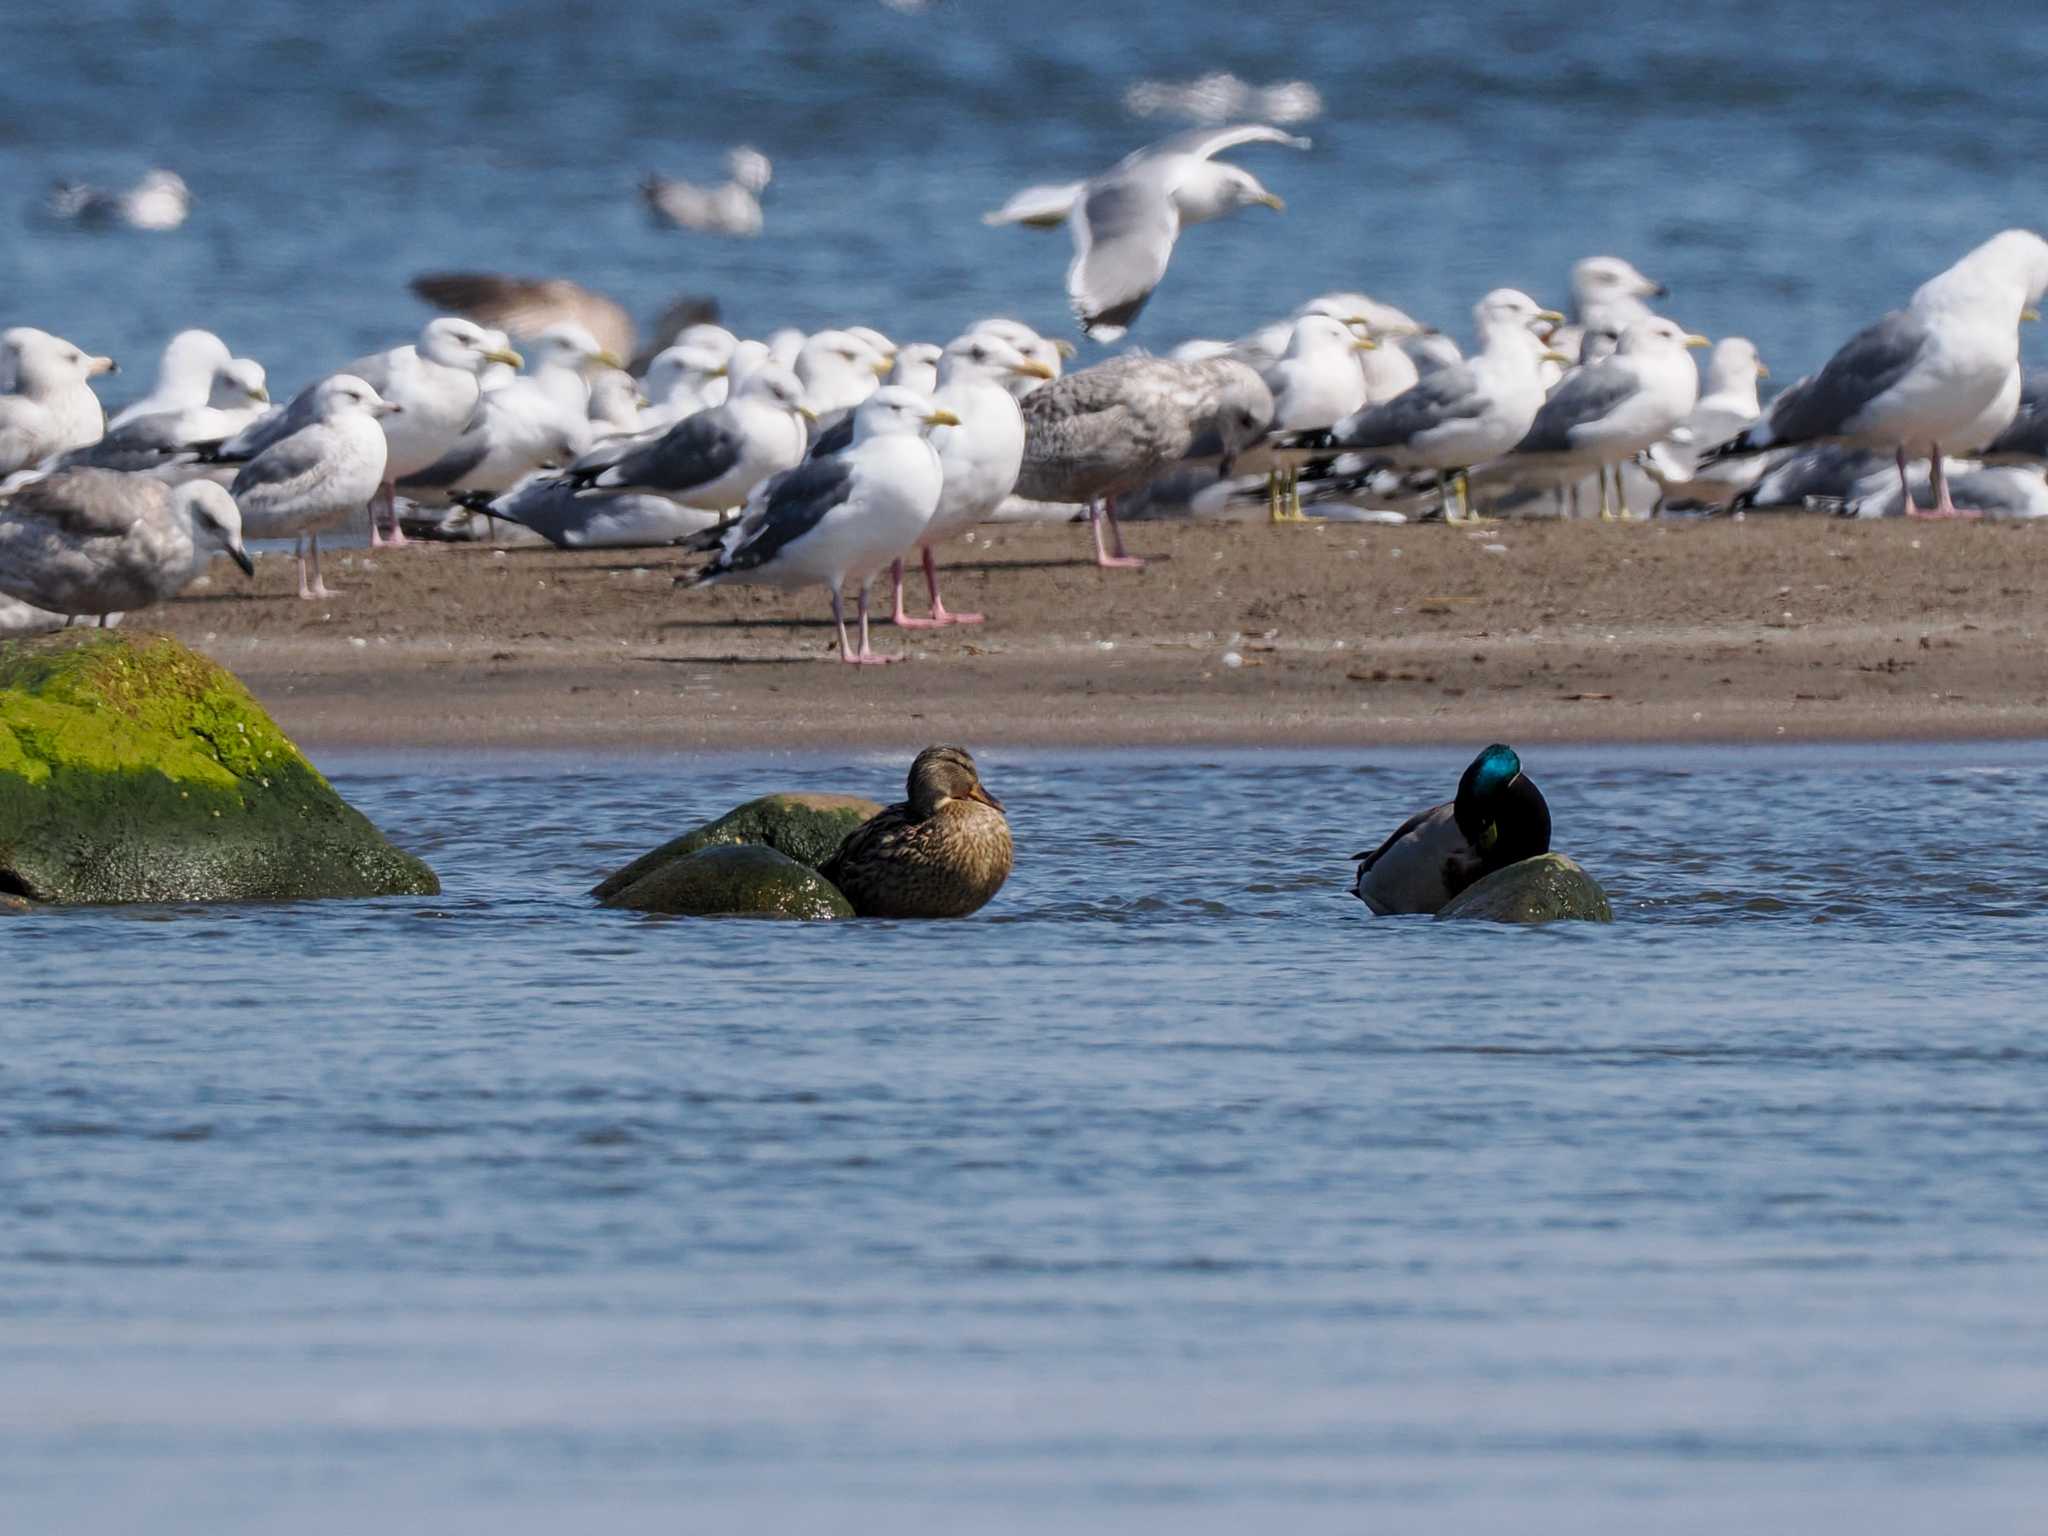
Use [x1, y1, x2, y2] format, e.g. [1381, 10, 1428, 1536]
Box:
[0, 328, 117, 476]
[1715, 229, 2048, 518]
[1016, 355, 1274, 567]
[986, 125, 1308, 342]
[0, 469, 249, 623]
[231, 375, 397, 600]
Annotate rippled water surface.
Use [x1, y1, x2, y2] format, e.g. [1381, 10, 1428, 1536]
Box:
[6, 3, 2048, 387]
[7, 743, 2048, 1531]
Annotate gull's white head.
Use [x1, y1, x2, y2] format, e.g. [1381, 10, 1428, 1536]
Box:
[1299, 292, 1424, 340]
[1704, 337, 1768, 397]
[798, 330, 887, 414]
[312, 374, 402, 420]
[208, 358, 270, 410]
[155, 329, 232, 393]
[526, 322, 621, 373]
[1473, 288, 1566, 341]
[1177, 162, 1286, 227]
[1616, 317, 1711, 358]
[844, 326, 898, 365]
[1283, 312, 1377, 360]
[854, 385, 960, 441]
[941, 330, 1055, 388]
[1918, 229, 2048, 317]
[725, 339, 774, 393]
[2, 328, 117, 393]
[734, 363, 812, 422]
[726, 146, 773, 194]
[970, 319, 1069, 396]
[674, 324, 738, 363]
[418, 317, 524, 373]
[586, 368, 644, 431]
[886, 342, 945, 395]
[1572, 256, 1666, 309]
[174, 481, 253, 576]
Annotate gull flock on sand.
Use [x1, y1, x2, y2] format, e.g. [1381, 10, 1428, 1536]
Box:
[4, 122, 2048, 658]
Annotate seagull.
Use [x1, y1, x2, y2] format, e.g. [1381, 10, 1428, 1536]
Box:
[795, 330, 892, 424]
[109, 330, 232, 429]
[1015, 355, 1275, 566]
[641, 146, 773, 236]
[0, 328, 117, 476]
[890, 329, 1054, 627]
[1485, 317, 1708, 520]
[1260, 313, 1378, 521]
[1713, 230, 2048, 518]
[1982, 369, 2048, 463]
[986, 125, 1309, 341]
[1549, 255, 1667, 368]
[969, 319, 1073, 399]
[571, 364, 812, 510]
[46, 169, 190, 232]
[641, 326, 740, 426]
[230, 375, 398, 599]
[1639, 337, 1770, 509]
[683, 386, 957, 665]
[341, 317, 522, 545]
[408, 272, 721, 376]
[1324, 289, 1566, 522]
[886, 342, 944, 396]
[0, 469, 249, 623]
[59, 356, 270, 476]
[398, 323, 622, 505]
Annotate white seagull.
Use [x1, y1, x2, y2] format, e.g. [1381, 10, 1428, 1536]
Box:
[230, 375, 398, 599]
[0, 329, 117, 476]
[573, 364, 812, 510]
[1713, 230, 2048, 518]
[684, 386, 957, 665]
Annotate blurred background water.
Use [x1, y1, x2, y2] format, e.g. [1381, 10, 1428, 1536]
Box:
[6, 744, 2048, 1531]
[3, 0, 2046, 396]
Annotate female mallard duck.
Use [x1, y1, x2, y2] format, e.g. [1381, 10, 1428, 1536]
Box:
[1351, 744, 1550, 915]
[820, 745, 1013, 918]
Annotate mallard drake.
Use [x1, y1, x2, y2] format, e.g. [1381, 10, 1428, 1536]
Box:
[1351, 744, 1550, 915]
[820, 746, 1012, 918]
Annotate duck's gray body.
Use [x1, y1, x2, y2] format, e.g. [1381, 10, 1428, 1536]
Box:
[1351, 801, 1486, 915]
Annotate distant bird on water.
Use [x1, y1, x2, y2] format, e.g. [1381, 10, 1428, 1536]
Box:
[641, 147, 773, 237]
[985, 125, 1309, 341]
[46, 169, 191, 232]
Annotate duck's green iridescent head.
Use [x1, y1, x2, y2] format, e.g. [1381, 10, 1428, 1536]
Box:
[1454, 743, 1536, 853]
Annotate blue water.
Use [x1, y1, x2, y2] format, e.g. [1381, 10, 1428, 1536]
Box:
[5, 2, 2048, 398]
[7, 743, 2048, 1531]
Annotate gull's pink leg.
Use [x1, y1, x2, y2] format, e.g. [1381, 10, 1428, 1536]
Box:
[847, 582, 897, 665]
[1894, 447, 1918, 514]
[832, 588, 856, 662]
[1091, 496, 1145, 570]
[895, 545, 981, 627]
[307, 534, 337, 599]
[1911, 446, 1981, 520]
[368, 482, 408, 547]
[295, 536, 313, 600]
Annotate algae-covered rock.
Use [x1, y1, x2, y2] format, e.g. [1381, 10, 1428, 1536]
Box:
[601, 843, 854, 919]
[0, 629, 439, 904]
[591, 791, 881, 901]
[1436, 853, 1612, 924]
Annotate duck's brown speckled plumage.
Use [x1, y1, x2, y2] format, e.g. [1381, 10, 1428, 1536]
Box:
[819, 746, 1013, 919]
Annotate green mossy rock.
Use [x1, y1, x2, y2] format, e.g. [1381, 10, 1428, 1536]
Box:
[1436, 854, 1613, 924]
[591, 791, 882, 901]
[0, 630, 439, 904]
[600, 843, 854, 920]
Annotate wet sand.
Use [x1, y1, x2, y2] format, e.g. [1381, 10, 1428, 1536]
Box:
[147, 517, 2048, 751]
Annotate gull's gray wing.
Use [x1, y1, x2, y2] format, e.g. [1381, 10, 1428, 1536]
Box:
[593, 408, 742, 492]
[1982, 369, 2048, 461]
[1514, 364, 1643, 454]
[805, 412, 856, 461]
[206, 395, 309, 463]
[398, 429, 491, 491]
[982, 180, 1088, 229]
[1766, 310, 1932, 442]
[58, 412, 193, 471]
[230, 427, 338, 507]
[709, 454, 855, 575]
[1338, 364, 1488, 452]
[3, 467, 163, 536]
[1067, 175, 1181, 340]
[1123, 124, 1312, 168]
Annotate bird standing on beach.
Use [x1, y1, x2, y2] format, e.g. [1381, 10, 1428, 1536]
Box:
[0, 469, 250, 623]
[65, 357, 270, 476]
[230, 375, 398, 599]
[1324, 289, 1565, 523]
[683, 386, 956, 665]
[890, 329, 1053, 627]
[575, 364, 812, 510]
[0, 329, 117, 476]
[1016, 354, 1274, 567]
[1259, 313, 1377, 521]
[1352, 745, 1551, 916]
[343, 317, 523, 545]
[985, 125, 1308, 341]
[1712, 229, 2048, 518]
[819, 746, 1013, 918]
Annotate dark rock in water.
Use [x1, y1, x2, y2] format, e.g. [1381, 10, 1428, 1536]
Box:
[1435, 854, 1612, 924]
[600, 843, 854, 920]
[0, 630, 440, 904]
[591, 792, 882, 901]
